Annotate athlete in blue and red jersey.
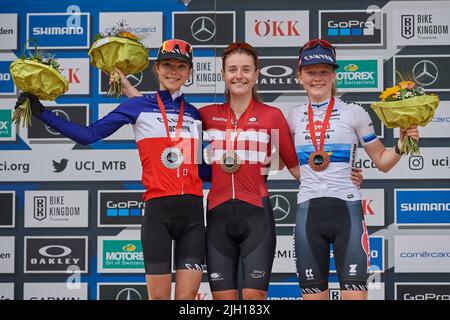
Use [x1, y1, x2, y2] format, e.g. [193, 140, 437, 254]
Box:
[16, 39, 207, 300]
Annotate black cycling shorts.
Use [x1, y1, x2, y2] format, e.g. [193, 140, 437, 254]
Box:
[141, 195, 205, 275]
[206, 198, 276, 292]
[294, 197, 370, 294]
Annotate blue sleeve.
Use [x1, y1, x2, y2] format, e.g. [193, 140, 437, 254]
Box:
[37, 98, 141, 145]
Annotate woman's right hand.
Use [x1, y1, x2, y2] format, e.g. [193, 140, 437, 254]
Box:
[109, 68, 143, 98]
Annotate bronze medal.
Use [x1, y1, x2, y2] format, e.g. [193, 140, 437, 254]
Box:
[220, 151, 241, 174]
[308, 150, 330, 171]
[307, 97, 335, 172]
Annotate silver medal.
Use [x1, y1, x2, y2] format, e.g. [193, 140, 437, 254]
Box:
[161, 147, 183, 169]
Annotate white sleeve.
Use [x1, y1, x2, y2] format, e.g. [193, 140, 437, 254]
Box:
[352, 103, 378, 146]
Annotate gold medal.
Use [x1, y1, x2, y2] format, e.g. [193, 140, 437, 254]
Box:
[308, 150, 330, 172]
[220, 151, 241, 174]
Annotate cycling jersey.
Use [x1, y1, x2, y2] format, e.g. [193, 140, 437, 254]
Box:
[200, 101, 298, 210]
[288, 98, 378, 203]
[37, 90, 204, 200]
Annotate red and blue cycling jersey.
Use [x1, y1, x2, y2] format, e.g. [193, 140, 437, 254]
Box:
[37, 90, 206, 200]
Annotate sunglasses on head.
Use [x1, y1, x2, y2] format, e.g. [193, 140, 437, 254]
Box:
[160, 39, 193, 55]
[222, 42, 258, 59]
[299, 39, 336, 58]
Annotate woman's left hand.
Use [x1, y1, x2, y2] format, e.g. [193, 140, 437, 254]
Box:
[399, 124, 420, 143]
[351, 167, 363, 189]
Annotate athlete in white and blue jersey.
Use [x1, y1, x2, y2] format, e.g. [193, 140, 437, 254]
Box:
[290, 39, 419, 300]
[288, 97, 377, 203]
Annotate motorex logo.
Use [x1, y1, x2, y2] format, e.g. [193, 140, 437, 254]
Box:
[336, 58, 382, 92]
[101, 239, 144, 271]
[27, 12, 90, 49]
[395, 189, 450, 226]
[0, 61, 15, 95]
[330, 236, 383, 272]
[0, 110, 12, 139]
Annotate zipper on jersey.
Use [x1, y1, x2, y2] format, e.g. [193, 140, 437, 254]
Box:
[231, 121, 237, 199]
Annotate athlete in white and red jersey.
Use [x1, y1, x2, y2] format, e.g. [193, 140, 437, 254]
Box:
[202, 42, 299, 300]
[290, 39, 420, 300]
[200, 100, 298, 210]
[16, 39, 207, 300]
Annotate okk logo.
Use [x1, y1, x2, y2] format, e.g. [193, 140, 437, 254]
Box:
[409, 155, 424, 170]
[245, 11, 309, 47]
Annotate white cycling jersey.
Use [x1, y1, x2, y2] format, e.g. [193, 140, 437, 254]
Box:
[288, 97, 378, 203]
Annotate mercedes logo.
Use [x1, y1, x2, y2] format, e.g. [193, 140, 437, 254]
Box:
[115, 288, 143, 300]
[126, 72, 144, 88]
[47, 109, 70, 135]
[191, 16, 216, 42]
[412, 60, 438, 86]
[270, 194, 290, 221]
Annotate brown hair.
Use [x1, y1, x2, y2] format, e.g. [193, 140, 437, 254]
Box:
[222, 48, 261, 103]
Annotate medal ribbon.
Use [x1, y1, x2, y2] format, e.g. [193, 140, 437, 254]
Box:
[307, 97, 335, 153]
[225, 99, 255, 154]
[157, 92, 185, 144]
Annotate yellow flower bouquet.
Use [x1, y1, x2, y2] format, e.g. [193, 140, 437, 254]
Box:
[371, 79, 439, 155]
[88, 21, 149, 98]
[10, 40, 68, 127]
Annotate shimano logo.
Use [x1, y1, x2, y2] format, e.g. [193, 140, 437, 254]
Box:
[32, 27, 84, 35]
[401, 202, 450, 212]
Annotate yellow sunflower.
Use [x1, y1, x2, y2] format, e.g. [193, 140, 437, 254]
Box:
[379, 85, 400, 101]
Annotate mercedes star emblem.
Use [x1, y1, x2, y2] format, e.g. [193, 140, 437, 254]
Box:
[412, 60, 438, 86]
[270, 194, 291, 221]
[191, 16, 216, 42]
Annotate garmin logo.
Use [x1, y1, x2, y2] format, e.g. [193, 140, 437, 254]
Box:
[0, 27, 13, 35]
[401, 202, 450, 212]
[32, 27, 84, 35]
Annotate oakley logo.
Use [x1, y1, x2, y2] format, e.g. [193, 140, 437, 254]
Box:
[191, 16, 216, 42]
[412, 60, 438, 86]
[270, 194, 290, 221]
[116, 288, 143, 300]
[260, 65, 293, 78]
[38, 245, 72, 258]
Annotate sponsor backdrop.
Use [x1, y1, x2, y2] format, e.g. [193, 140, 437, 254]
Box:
[0, 0, 449, 300]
